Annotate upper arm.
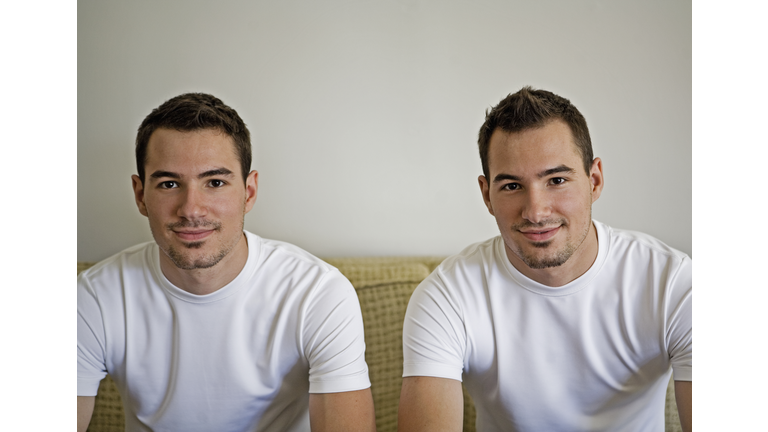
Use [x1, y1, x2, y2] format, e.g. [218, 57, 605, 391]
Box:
[398, 376, 463, 432]
[399, 275, 466, 432]
[402, 277, 466, 380]
[309, 389, 376, 432]
[303, 271, 371, 393]
[77, 396, 95, 432]
[667, 256, 692, 381]
[674, 380, 692, 432]
[78, 276, 108, 394]
[665, 258, 692, 432]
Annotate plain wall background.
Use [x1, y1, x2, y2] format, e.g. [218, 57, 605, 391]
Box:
[78, 0, 691, 261]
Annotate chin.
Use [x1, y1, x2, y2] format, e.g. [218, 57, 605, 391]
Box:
[165, 245, 229, 270]
[513, 242, 576, 270]
[522, 255, 570, 269]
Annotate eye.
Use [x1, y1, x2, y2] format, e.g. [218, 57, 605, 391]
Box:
[550, 177, 566, 185]
[501, 183, 521, 191]
[158, 181, 178, 189]
[208, 179, 226, 188]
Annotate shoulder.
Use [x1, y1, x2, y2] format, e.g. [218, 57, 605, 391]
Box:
[597, 221, 691, 287]
[78, 241, 156, 287]
[599, 221, 689, 263]
[248, 232, 337, 274]
[434, 236, 500, 277]
[413, 236, 501, 307]
[246, 232, 351, 294]
[78, 242, 158, 321]
[425, 236, 502, 295]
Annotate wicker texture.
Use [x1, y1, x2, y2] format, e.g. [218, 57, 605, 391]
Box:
[324, 256, 446, 275]
[332, 262, 430, 432]
[665, 377, 682, 432]
[87, 376, 123, 432]
[78, 259, 680, 432]
[324, 259, 477, 432]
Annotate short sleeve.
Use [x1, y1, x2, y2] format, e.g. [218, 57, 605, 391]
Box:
[302, 270, 371, 394]
[77, 274, 108, 396]
[402, 272, 466, 381]
[667, 255, 692, 381]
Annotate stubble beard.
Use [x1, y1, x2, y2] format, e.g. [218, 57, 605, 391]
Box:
[166, 241, 229, 270]
[155, 218, 244, 271]
[509, 211, 592, 270]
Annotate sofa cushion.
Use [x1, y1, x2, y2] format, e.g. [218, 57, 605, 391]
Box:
[331, 262, 432, 432]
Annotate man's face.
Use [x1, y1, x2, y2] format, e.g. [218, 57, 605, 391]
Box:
[132, 128, 258, 271]
[479, 120, 603, 272]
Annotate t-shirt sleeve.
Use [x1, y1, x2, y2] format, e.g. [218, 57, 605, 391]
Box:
[402, 272, 466, 381]
[302, 270, 371, 394]
[77, 274, 108, 396]
[666, 255, 692, 382]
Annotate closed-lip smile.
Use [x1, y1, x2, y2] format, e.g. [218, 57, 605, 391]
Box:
[173, 229, 214, 242]
[518, 226, 560, 242]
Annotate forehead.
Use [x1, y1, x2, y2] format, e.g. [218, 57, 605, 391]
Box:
[487, 120, 582, 176]
[145, 128, 239, 170]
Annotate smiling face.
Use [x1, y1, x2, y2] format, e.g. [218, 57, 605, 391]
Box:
[479, 119, 603, 286]
[132, 128, 258, 276]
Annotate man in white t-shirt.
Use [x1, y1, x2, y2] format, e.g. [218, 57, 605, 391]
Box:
[398, 87, 692, 432]
[77, 93, 376, 432]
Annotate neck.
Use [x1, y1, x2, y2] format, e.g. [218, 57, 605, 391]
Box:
[159, 233, 249, 296]
[506, 222, 599, 287]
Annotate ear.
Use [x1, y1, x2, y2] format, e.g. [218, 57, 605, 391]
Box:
[131, 175, 149, 217]
[478, 175, 495, 216]
[588, 157, 604, 203]
[243, 170, 259, 213]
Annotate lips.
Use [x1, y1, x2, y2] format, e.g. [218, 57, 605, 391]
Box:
[173, 229, 214, 242]
[519, 226, 560, 242]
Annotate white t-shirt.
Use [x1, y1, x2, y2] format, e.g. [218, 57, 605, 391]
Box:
[402, 221, 692, 432]
[78, 231, 371, 432]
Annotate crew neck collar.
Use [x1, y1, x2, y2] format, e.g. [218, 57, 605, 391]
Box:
[151, 231, 262, 303]
[498, 220, 610, 297]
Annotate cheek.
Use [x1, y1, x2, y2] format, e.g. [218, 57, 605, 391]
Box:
[489, 193, 518, 213]
[555, 198, 580, 213]
[555, 193, 593, 218]
[144, 198, 176, 221]
[209, 195, 246, 216]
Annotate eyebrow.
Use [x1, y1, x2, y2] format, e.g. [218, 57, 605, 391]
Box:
[150, 170, 180, 179]
[492, 165, 576, 183]
[539, 165, 576, 178]
[149, 168, 235, 180]
[197, 168, 234, 179]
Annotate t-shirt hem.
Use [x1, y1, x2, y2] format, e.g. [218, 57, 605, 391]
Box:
[308, 377, 372, 394]
[77, 377, 103, 396]
[672, 366, 692, 381]
[402, 363, 463, 381]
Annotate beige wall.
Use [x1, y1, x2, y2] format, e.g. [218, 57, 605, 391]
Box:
[78, 0, 691, 261]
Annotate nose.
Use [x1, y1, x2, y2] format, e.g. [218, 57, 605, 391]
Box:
[177, 186, 208, 220]
[521, 187, 551, 223]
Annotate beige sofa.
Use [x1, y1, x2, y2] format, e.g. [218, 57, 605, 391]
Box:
[78, 258, 682, 432]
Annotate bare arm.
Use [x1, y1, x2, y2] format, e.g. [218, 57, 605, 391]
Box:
[309, 388, 376, 432]
[674, 380, 692, 432]
[77, 396, 95, 432]
[397, 376, 463, 432]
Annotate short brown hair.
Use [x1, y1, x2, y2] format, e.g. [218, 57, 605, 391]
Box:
[135, 93, 252, 183]
[477, 86, 593, 179]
